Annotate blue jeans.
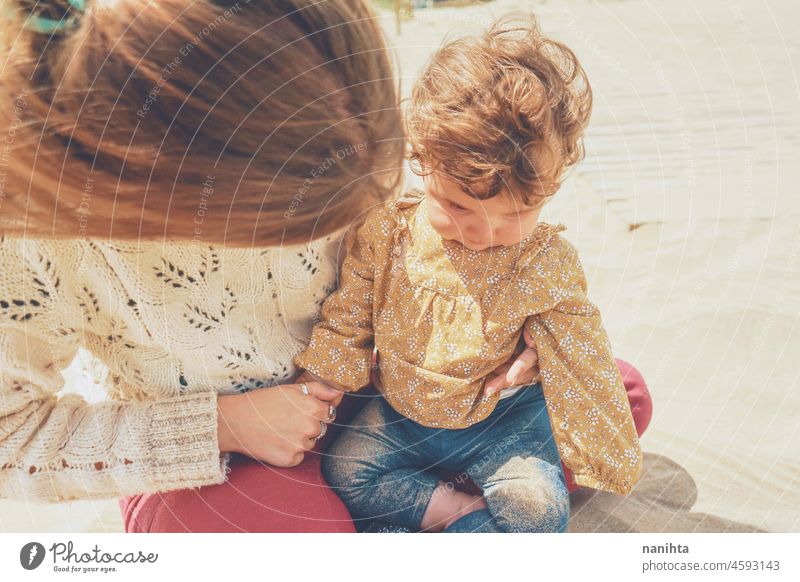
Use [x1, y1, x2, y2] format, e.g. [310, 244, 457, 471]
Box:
[322, 382, 570, 533]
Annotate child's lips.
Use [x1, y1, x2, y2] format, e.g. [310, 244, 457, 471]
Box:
[464, 239, 489, 250]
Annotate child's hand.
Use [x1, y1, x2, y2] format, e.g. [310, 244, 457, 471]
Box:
[294, 368, 346, 406]
[484, 328, 540, 397]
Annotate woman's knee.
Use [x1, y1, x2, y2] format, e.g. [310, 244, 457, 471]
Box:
[482, 456, 570, 533]
[616, 358, 653, 437]
[121, 453, 355, 532]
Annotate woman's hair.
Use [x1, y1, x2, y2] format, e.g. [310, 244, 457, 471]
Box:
[0, 0, 403, 246]
[406, 12, 592, 207]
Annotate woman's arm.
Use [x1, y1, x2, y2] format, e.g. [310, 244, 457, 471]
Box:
[0, 241, 227, 503]
[0, 322, 228, 503]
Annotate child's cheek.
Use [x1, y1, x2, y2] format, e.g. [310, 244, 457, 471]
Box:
[428, 208, 458, 238]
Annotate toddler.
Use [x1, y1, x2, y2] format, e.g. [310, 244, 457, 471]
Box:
[294, 13, 643, 533]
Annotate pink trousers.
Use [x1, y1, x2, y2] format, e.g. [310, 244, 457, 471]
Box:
[119, 359, 652, 532]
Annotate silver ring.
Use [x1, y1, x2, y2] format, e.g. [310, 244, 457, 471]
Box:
[327, 404, 336, 421]
[300, 382, 309, 396]
[313, 421, 328, 441]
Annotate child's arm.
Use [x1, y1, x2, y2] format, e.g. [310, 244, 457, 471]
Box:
[525, 242, 643, 496]
[292, 211, 380, 393]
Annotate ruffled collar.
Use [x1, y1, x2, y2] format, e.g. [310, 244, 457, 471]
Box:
[387, 187, 567, 267]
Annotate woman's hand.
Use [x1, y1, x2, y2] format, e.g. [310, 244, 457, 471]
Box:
[216, 378, 342, 468]
[484, 327, 540, 397]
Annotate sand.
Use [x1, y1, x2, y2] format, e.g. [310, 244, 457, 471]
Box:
[1, 0, 798, 532]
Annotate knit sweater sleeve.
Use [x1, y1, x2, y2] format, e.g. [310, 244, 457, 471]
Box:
[524, 239, 643, 496]
[0, 240, 229, 503]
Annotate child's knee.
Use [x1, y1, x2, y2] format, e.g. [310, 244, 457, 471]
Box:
[320, 453, 341, 488]
[483, 456, 570, 533]
[321, 438, 360, 493]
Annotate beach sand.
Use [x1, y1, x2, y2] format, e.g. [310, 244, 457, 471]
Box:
[1, 0, 797, 532]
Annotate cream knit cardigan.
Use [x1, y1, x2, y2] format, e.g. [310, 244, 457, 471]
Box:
[0, 231, 345, 503]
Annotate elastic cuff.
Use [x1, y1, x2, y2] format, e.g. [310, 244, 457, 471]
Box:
[293, 349, 371, 392]
[572, 471, 633, 496]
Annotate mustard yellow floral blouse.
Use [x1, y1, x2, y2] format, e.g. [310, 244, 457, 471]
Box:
[293, 188, 643, 495]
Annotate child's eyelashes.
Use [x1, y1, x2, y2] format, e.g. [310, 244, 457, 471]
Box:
[444, 199, 530, 220]
[448, 201, 470, 213]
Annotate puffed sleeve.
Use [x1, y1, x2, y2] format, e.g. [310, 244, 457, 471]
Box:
[0, 239, 229, 502]
[292, 209, 380, 392]
[525, 240, 643, 495]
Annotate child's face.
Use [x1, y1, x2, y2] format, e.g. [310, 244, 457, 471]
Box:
[423, 172, 544, 251]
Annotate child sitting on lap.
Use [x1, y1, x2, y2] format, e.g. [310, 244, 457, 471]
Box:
[294, 13, 643, 533]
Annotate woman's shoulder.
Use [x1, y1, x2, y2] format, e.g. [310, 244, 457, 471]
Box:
[0, 234, 82, 287]
[0, 232, 76, 255]
[0, 235, 86, 330]
[0, 231, 344, 280]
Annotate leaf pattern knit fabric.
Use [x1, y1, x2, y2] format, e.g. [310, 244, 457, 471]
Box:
[0, 231, 345, 502]
[294, 189, 643, 495]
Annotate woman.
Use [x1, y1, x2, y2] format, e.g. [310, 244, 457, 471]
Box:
[0, 0, 651, 532]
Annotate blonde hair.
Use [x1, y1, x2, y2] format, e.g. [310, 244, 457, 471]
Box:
[0, 0, 403, 246]
[407, 12, 592, 206]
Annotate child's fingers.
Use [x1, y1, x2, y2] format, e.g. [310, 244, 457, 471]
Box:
[484, 380, 500, 397]
[484, 365, 510, 396]
[485, 339, 540, 396]
[506, 360, 527, 385]
[522, 326, 537, 348]
[506, 347, 538, 385]
[297, 380, 343, 403]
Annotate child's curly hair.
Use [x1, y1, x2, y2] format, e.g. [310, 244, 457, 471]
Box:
[407, 12, 592, 207]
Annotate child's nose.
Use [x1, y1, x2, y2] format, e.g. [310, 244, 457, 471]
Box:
[467, 221, 499, 243]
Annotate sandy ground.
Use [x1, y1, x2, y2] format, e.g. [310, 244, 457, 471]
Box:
[1, 0, 798, 532]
